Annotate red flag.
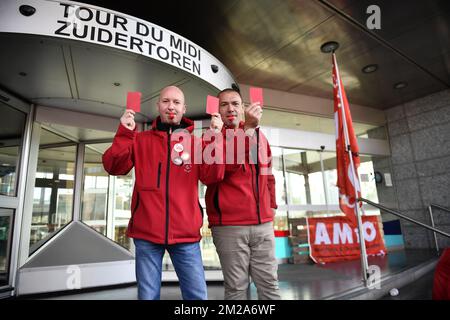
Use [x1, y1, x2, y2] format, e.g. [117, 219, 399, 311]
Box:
[333, 53, 361, 226]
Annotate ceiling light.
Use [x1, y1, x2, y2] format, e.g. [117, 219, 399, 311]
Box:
[394, 82, 408, 89]
[362, 64, 378, 73]
[320, 41, 340, 53]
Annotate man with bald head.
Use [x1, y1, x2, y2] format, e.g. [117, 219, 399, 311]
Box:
[103, 86, 224, 300]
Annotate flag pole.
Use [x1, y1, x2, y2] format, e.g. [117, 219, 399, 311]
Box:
[333, 52, 370, 287]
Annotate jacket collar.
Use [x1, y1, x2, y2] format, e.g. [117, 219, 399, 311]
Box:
[151, 116, 194, 133]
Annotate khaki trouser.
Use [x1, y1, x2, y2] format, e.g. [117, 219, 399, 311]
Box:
[211, 222, 281, 300]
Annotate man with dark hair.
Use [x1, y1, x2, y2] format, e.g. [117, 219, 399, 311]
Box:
[103, 86, 224, 300]
[205, 88, 281, 300]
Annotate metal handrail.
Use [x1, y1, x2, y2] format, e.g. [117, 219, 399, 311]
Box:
[358, 198, 450, 239]
[430, 203, 450, 214]
[428, 204, 450, 254]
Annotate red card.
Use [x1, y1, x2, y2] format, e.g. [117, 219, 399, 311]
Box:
[249, 87, 264, 107]
[206, 95, 219, 115]
[126, 92, 141, 112]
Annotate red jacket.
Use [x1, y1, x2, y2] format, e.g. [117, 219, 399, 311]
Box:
[102, 117, 224, 245]
[205, 123, 277, 226]
[433, 248, 450, 300]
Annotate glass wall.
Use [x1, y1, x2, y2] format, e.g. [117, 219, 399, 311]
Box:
[198, 184, 221, 269]
[271, 147, 289, 232]
[271, 147, 388, 230]
[0, 101, 28, 289]
[82, 145, 109, 236]
[82, 143, 133, 250]
[30, 130, 76, 253]
[259, 109, 388, 140]
[29, 129, 134, 255]
[111, 175, 133, 250]
[0, 209, 13, 287]
[0, 103, 26, 196]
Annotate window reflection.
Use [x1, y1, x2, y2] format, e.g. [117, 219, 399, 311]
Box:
[82, 172, 108, 235]
[271, 147, 391, 232]
[283, 149, 329, 205]
[0, 209, 13, 287]
[260, 108, 387, 140]
[82, 145, 108, 235]
[30, 130, 75, 254]
[112, 175, 133, 249]
[82, 143, 132, 250]
[0, 103, 26, 196]
[274, 210, 288, 231]
[193, 185, 221, 270]
[270, 147, 287, 206]
[322, 153, 381, 213]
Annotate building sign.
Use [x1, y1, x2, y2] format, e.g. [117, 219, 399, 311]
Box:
[0, 0, 235, 90]
[307, 216, 386, 264]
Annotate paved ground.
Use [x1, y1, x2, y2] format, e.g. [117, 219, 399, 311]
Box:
[22, 249, 437, 300]
[380, 270, 434, 300]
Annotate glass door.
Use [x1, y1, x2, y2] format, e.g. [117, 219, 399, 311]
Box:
[0, 209, 13, 287]
[0, 101, 28, 291]
[30, 137, 77, 254]
[82, 143, 134, 251]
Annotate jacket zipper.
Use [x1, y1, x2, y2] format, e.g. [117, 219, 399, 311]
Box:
[255, 130, 261, 224]
[165, 128, 171, 245]
[157, 162, 162, 188]
[250, 164, 261, 224]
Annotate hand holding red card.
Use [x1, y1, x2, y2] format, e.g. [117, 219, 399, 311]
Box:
[126, 92, 142, 113]
[206, 95, 219, 115]
[249, 87, 264, 107]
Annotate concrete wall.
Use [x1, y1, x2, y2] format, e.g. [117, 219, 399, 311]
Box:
[386, 89, 450, 249]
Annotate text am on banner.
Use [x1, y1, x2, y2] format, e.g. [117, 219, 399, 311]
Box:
[307, 215, 386, 264]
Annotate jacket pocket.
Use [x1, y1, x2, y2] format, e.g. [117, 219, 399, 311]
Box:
[213, 188, 222, 225]
[137, 162, 162, 191]
[130, 191, 140, 230]
[157, 162, 162, 188]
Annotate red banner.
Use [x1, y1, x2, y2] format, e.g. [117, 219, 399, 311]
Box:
[307, 216, 386, 264]
[333, 53, 361, 226]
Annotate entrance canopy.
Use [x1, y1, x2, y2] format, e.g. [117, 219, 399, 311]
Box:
[0, 0, 237, 122]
